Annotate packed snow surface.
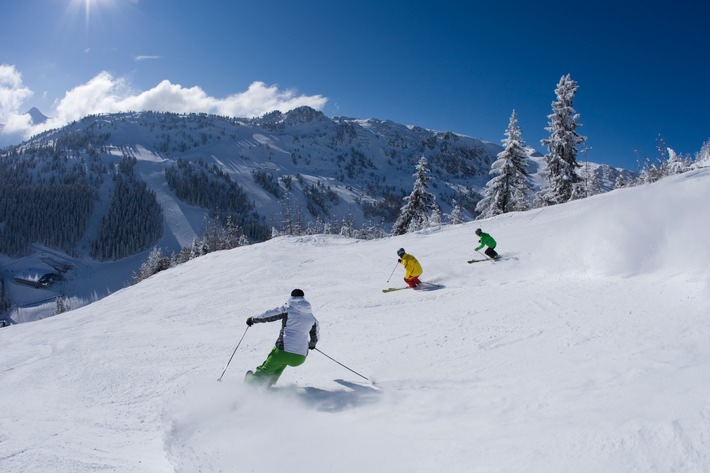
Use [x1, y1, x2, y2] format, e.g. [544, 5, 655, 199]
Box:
[1, 169, 709, 472]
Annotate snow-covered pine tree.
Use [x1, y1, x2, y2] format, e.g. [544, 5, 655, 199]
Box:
[197, 215, 246, 252]
[429, 202, 443, 227]
[692, 139, 710, 169]
[279, 193, 302, 235]
[449, 199, 464, 225]
[339, 212, 355, 237]
[134, 246, 170, 283]
[170, 246, 193, 267]
[637, 157, 659, 184]
[666, 148, 687, 175]
[392, 157, 435, 235]
[587, 168, 603, 196]
[55, 297, 67, 315]
[655, 134, 670, 163]
[537, 74, 587, 206]
[476, 110, 532, 218]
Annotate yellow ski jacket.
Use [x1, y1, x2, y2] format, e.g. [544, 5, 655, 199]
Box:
[400, 254, 423, 279]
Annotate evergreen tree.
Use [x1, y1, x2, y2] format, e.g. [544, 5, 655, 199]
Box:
[170, 247, 193, 267]
[55, 297, 67, 315]
[449, 200, 464, 225]
[537, 74, 587, 206]
[279, 193, 302, 235]
[476, 110, 532, 218]
[338, 212, 355, 237]
[666, 148, 687, 175]
[638, 156, 665, 185]
[134, 246, 170, 283]
[392, 157, 436, 235]
[693, 139, 710, 169]
[429, 202, 443, 227]
[587, 169, 603, 196]
[191, 215, 247, 254]
[655, 134, 670, 164]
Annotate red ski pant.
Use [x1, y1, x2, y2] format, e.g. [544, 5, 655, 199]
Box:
[404, 276, 421, 288]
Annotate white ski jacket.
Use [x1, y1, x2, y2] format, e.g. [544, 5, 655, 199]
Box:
[251, 297, 319, 356]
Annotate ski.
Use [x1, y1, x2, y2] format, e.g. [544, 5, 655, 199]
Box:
[382, 286, 411, 293]
[383, 283, 444, 292]
[468, 255, 504, 263]
[414, 283, 445, 291]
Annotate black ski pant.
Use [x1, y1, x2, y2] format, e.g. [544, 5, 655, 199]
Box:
[485, 247, 498, 259]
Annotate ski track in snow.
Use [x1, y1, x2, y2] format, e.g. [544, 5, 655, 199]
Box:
[132, 146, 200, 248]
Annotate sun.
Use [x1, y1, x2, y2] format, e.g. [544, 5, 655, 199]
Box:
[69, 0, 117, 30]
[62, 0, 137, 46]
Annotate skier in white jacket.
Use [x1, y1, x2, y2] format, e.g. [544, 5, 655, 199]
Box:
[245, 289, 320, 386]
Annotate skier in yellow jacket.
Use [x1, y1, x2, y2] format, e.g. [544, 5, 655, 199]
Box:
[397, 248, 422, 288]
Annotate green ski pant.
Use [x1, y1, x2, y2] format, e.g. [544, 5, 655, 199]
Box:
[250, 346, 306, 386]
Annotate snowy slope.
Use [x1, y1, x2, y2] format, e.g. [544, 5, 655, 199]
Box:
[0, 169, 708, 473]
[1, 109, 637, 321]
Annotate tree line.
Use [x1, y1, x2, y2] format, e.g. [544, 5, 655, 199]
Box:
[90, 158, 163, 260]
[0, 149, 99, 256]
[165, 158, 270, 242]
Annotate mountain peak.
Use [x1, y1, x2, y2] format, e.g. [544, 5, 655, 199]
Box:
[25, 107, 49, 125]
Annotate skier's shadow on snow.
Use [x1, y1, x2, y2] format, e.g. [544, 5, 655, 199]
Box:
[293, 379, 382, 412]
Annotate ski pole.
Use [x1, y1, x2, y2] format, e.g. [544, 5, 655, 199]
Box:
[314, 348, 369, 381]
[217, 325, 250, 381]
[386, 260, 400, 283]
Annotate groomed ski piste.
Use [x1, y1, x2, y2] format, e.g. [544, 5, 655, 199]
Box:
[1, 168, 709, 473]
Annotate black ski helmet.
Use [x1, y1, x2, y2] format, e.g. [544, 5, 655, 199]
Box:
[397, 248, 405, 257]
[475, 228, 482, 236]
[291, 288, 304, 297]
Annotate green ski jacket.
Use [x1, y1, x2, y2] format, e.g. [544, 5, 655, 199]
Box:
[475, 232, 496, 250]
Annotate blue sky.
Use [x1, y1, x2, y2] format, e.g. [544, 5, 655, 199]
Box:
[1, 0, 707, 170]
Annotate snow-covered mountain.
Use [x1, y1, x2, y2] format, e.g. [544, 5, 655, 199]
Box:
[0, 108, 635, 322]
[0, 108, 49, 146]
[7, 107, 634, 232]
[0, 168, 707, 472]
[25, 107, 48, 125]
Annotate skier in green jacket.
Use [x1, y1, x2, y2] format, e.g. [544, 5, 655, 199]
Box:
[475, 228, 499, 260]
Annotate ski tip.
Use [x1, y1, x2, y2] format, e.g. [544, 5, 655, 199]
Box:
[412, 283, 445, 291]
[333, 378, 383, 393]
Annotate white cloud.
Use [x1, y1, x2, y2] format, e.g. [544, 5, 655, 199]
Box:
[1, 68, 328, 143]
[53, 71, 133, 122]
[120, 79, 218, 114]
[2, 112, 33, 134]
[134, 55, 162, 61]
[217, 82, 328, 118]
[0, 64, 33, 124]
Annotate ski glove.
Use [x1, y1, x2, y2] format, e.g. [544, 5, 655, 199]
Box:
[246, 317, 254, 326]
[308, 341, 316, 350]
[398, 259, 402, 263]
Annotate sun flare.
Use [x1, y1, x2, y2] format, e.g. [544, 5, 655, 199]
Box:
[69, 0, 117, 30]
